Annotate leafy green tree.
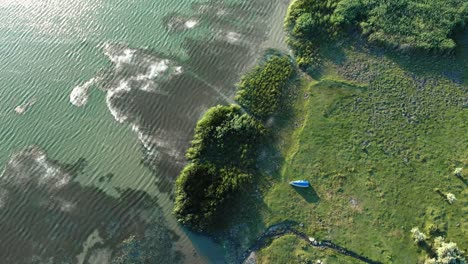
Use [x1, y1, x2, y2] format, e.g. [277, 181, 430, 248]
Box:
[174, 163, 252, 231]
[186, 105, 265, 167]
[174, 105, 265, 231]
[292, 13, 316, 38]
[287, 0, 467, 54]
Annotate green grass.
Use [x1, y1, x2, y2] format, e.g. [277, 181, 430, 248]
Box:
[256, 235, 362, 264]
[254, 39, 467, 263]
[284, 0, 468, 72]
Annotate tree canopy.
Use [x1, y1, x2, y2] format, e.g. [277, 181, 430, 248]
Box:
[333, 0, 468, 51]
[186, 105, 266, 168]
[236, 55, 295, 120]
[285, 0, 468, 69]
[174, 105, 265, 231]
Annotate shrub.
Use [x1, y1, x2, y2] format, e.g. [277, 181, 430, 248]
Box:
[425, 237, 466, 264]
[445, 193, 457, 204]
[284, 0, 340, 70]
[411, 227, 427, 243]
[174, 105, 265, 231]
[186, 105, 266, 167]
[285, 0, 468, 64]
[174, 163, 252, 231]
[236, 55, 295, 120]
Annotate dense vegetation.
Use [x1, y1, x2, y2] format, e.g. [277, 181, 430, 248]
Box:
[333, 0, 467, 51]
[174, 163, 253, 231]
[285, 0, 340, 69]
[174, 53, 296, 232]
[174, 105, 265, 231]
[249, 32, 468, 262]
[236, 54, 295, 120]
[217, 1, 468, 262]
[186, 105, 266, 168]
[285, 0, 468, 69]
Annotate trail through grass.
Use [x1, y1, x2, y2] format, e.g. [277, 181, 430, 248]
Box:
[255, 39, 467, 263]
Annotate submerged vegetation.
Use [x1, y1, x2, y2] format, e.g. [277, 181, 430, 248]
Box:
[174, 54, 296, 231]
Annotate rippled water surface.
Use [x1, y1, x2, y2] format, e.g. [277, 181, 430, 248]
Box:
[0, 0, 289, 263]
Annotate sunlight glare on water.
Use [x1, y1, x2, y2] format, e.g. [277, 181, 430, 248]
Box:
[0, 0, 289, 262]
[0, 0, 98, 38]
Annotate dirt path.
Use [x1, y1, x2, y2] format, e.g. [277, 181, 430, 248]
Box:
[239, 222, 382, 264]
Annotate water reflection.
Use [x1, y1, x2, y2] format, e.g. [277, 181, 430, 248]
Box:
[0, 146, 182, 263]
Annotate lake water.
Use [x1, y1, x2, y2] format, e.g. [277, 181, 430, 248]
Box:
[0, 0, 289, 263]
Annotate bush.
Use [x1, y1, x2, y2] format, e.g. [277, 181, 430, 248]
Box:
[285, 0, 340, 37]
[285, 0, 468, 66]
[286, 38, 321, 70]
[186, 105, 266, 168]
[284, 0, 340, 70]
[411, 227, 427, 243]
[174, 105, 265, 231]
[445, 193, 457, 204]
[235, 55, 295, 120]
[425, 237, 466, 264]
[333, 0, 467, 52]
[174, 163, 252, 231]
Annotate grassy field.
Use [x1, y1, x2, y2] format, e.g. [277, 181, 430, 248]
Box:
[256, 235, 362, 263]
[250, 33, 467, 263]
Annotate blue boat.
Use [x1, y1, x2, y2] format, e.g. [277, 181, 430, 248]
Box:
[289, 180, 309, 188]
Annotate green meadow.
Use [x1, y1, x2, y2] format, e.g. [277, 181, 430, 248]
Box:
[254, 34, 467, 263]
[243, 0, 468, 262]
[173, 1, 467, 262]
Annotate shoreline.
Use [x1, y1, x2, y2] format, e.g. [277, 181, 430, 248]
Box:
[239, 222, 382, 264]
[258, 0, 291, 53]
[223, 0, 468, 262]
[172, 0, 296, 263]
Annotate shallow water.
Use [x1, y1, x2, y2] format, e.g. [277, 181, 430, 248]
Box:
[0, 0, 289, 263]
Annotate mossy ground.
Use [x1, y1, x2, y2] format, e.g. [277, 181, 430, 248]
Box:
[231, 32, 468, 263]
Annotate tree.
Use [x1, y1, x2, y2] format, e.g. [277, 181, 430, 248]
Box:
[425, 237, 466, 264]
[411, 227, 427, 243]
[445, 193, 457, 204]
[174, 105, 265, 231]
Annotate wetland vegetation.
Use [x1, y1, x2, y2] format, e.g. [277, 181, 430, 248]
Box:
[285, 0, 468, 70]
[174, 105, 265, 231]
[173, 54, 296, 232]
[174, 0, 467, 263]
[236, 53, 296, 120]
[250, 0, 468, 263]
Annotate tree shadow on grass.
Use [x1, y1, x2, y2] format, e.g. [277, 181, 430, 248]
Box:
[455, 175, 468, 187]
[213, 176, 270, 263]
[308, 27, 468, 89]
[292, 185, 320, 203]
[418, 241, 436, 259]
